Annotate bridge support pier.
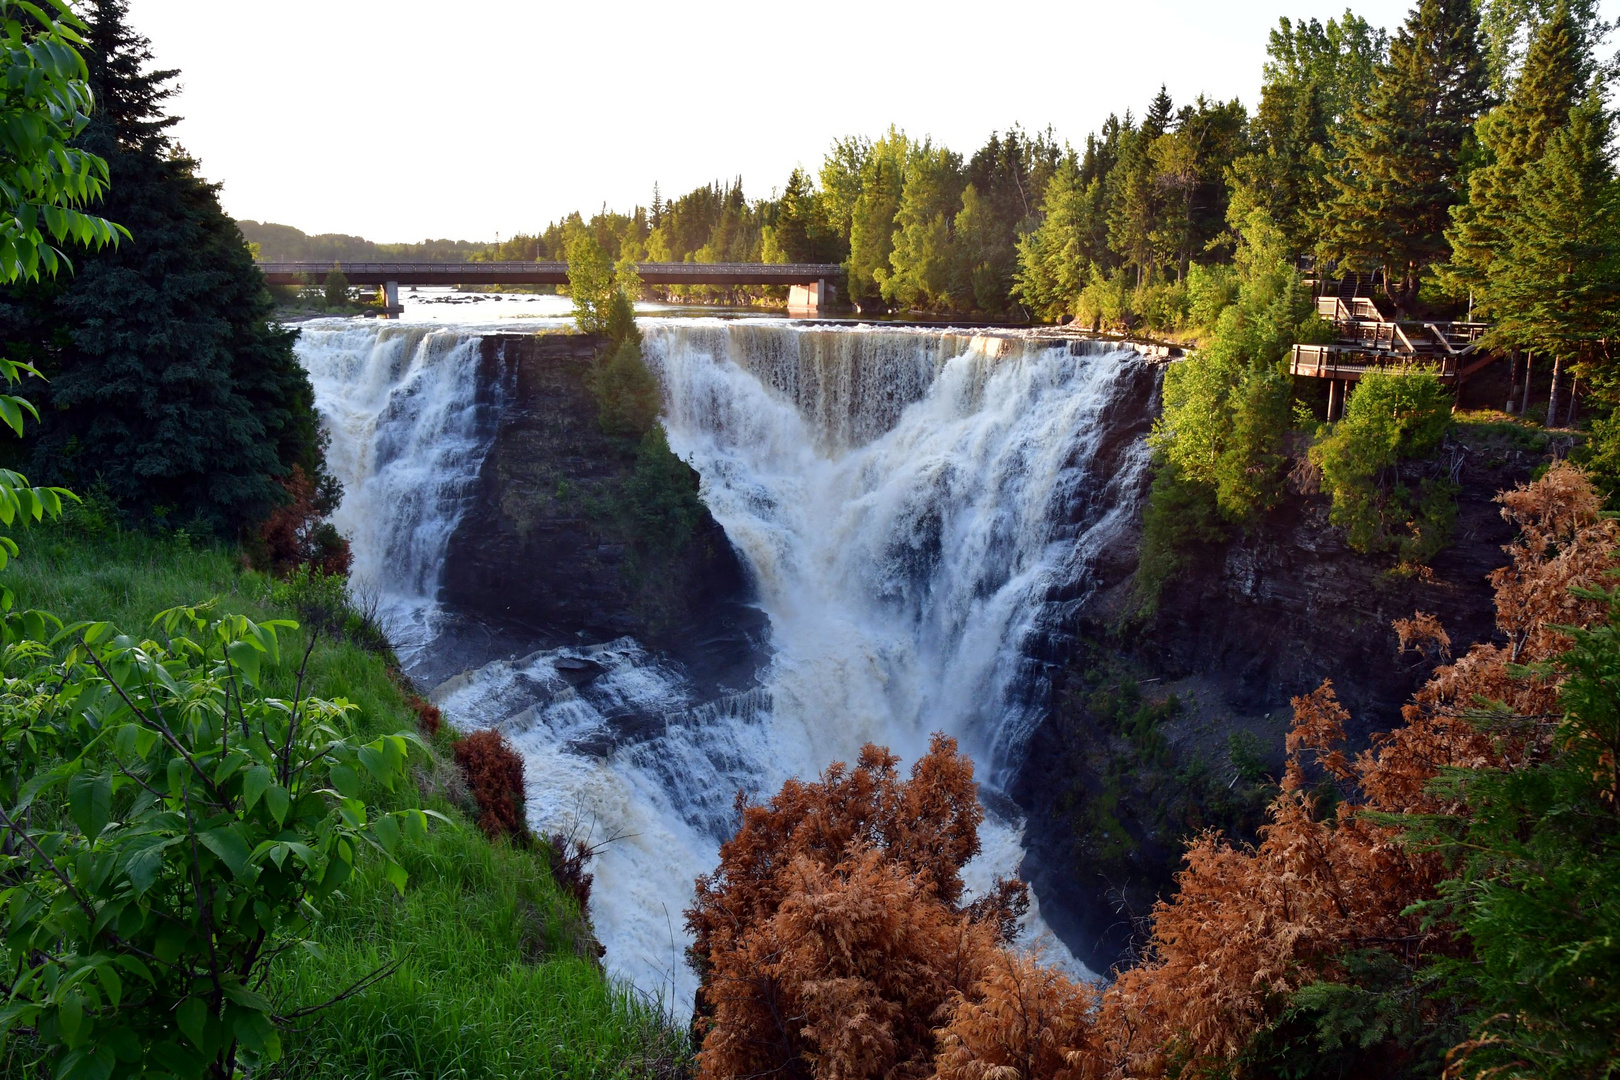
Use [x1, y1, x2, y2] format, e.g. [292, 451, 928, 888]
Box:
[378, 280, 402, 319]
[787, 278, 833, 318]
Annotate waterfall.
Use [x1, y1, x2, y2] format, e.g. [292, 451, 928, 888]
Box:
[646, 322, 1154, 786]
[297, 317, 1157, 1014]
[295, 322, 508, 652]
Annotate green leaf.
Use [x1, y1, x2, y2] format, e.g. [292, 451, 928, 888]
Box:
[231, 1006, 281, 1059]
[226, 639, 260, 687]
[240, 765, 272, 812]
[264, 784, 290, 827]
[67, 772, 110, 839]
[198, 826, 250, 878]
[55, 1043, 114, 1080]
[111, 956, 153, 985]
[328, 763, 359, 798]
[382, 859, 408, 896]
[373, 813, 400, 855]
[175, 997, 207, 1050]
[357, 744, 393, 790]
[220, 983, 273, 1013]
[123, 841, 167, 894]
[57, 993, 85, 1046]
[93, 964, 120, 1010]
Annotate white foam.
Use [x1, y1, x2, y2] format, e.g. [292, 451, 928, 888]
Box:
[298, 318, 1150, 1014]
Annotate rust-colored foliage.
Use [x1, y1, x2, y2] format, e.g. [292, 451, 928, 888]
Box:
[407, 693, 442, 737]
[694, 465, 1619, 1080]
[1090, 462, 1620, 1078]
[687, 734, 1020, 1080]
[544, 833, 595, 914]
[452, 729, 528, 841]
[934, 949, 1102, 1080]
[258, 464, 351, 576]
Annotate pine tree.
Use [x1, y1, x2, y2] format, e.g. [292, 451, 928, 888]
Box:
[1320, 0, 1489, 314]
[0, 0, 321, 534]
[883, 142, 964, 310]
[1447, 2, 1584, 305]
[1012, 154, 1089, 319]
[1107, 113, 1163, 283]
[1484, 95, 1620, 381]
[1227, 11, 1387, 258]
[846, 129, 909, 307]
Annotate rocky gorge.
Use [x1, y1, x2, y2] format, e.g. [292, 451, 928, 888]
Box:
[297, 316, 1544, 995]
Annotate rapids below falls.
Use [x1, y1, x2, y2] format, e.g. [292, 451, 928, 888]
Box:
[294, 311, 1157, 1012]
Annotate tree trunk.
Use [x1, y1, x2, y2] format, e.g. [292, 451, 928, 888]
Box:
[1547, 353, 1563, 428]
[1521, 351, 1534, 415]
[1567, 376, 1580, 427]
[1505, 351, 1520, 413]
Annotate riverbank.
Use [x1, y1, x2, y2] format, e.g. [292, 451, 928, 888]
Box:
[6, 517, 689, 1078]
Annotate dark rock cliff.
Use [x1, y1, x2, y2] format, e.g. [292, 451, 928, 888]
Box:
[438, 333, 764, 690]
[1014, 423, 1564, 975]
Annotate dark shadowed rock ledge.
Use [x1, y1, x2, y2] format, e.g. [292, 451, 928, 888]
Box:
[1015, 425, 1555, 975]
[438, 332, 766, 693]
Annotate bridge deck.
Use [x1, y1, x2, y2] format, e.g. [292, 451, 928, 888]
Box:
[257, 261, 844, 287]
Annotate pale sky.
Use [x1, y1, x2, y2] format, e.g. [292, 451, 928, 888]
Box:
[128, 0, 1616, 244]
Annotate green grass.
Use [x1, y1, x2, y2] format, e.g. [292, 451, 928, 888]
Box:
[6, 517, 689, 1079]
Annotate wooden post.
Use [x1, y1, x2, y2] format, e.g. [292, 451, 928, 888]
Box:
[1326, 378, 1340, 421]
[1521, 350, 1534, 415]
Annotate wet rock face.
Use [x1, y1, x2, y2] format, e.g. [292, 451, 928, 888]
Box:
[439, 333, 765, 692]
[1015, 433, 1538, 976]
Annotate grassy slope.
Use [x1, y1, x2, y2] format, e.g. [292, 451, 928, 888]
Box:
[7, 520, 686, 1079]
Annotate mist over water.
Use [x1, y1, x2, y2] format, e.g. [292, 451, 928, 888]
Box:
[294, 317, 1152, 1013]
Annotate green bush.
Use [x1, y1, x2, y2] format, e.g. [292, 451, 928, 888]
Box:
[1131, 459, 1228, 618]
[323, 265, 350, 308]
[1185, 262, 1240, 332]
[1133, 278, 1189, 333]
[1075, 266, 1134, 330]
[0, 602, 433, 1079]
[0, 529, 688, 1078]
[610, 428, 706, 561]
[591, 339, 661, 441]
[1310, 367, 1457, 564]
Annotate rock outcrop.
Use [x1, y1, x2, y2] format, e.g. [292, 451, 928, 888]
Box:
[1015, 424, 1559, 974]
[439, 333, 764, 691]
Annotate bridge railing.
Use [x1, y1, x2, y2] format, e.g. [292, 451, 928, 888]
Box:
[256, 260, 845, 279]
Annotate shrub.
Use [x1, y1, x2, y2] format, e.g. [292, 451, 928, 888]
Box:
[686, 735, 1029, 1080]
[611, 428, 707, 560]
[0, 603, 433, 1079]
[256, 464, 350, 576]
[1186, 261, 1241, 331]
[591, 338, 661, 440]
[1076, 266, 1134, 331]
[453, 729, 528, 841]
[1310, 367, 1456, 563]
[322, 265, 350, 308]
[1133, 277, 1189, 333]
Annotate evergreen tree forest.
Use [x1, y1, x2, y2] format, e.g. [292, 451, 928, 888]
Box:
[0, 0, 324, 536]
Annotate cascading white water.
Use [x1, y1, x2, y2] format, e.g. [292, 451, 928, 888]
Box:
[647, 322, 1152, 784]
[295, 321, 506, 652]
[295, 316, 1154, 1015]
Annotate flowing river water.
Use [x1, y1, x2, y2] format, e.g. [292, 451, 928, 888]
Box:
[293, 300, 1155, 1012]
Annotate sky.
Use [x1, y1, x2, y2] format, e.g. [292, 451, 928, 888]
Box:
[128, 0, 1616, 244]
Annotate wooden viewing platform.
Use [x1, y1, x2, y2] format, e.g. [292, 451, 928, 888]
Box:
[1290, 296, 1493, 384]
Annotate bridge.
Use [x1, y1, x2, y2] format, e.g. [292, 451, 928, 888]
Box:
[256, 261, 845, 316]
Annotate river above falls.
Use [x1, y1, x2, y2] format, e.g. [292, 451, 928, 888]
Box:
[294, 314, 1159, 1013]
